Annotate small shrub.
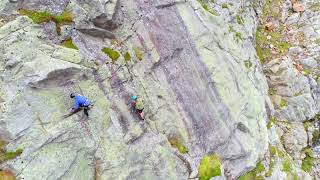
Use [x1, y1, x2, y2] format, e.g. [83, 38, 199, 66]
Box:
[198, 154, 221, 180]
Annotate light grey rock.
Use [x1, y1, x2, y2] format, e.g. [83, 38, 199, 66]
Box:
[282, 123, 308, 160]
[300, 57, 318, 69]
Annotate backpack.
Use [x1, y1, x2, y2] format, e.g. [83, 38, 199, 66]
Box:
[135, 98, 144, 110]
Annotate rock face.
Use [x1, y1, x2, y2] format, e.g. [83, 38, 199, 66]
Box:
[0, 0, 318, 180]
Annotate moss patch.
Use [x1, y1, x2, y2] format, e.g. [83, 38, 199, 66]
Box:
[102, 47, 120, 63]
[0, 139, 23, 164]
[266, 144, 285, 177]
[279, 99, 288, 108]
[133, 47, 143, 61]
[267, 116, 277, 129]
[18, 9, 73, 34]
[236, 15, 244, 25]
[198, 154, 221, 180]
[244, 60, 252, 69]
[282, 158, 292, 172]
[221, 3, 229, 9]
[238, 161, 265, 180]
[168, 137, 188, 154]
[124, 52, 131, 62]
[0, 149, 23, 162]
[229, 26, 243, 42]
[61, 38, 78, 50]
[197, 0, 218, 16]
[301, 147, 315, 172]
[312, 130, 320, 144]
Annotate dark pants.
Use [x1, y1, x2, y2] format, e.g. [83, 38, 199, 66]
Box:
[82, 106, 90, 117]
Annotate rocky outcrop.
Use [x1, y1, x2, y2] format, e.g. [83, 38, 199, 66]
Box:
[0, 0, 318, 179]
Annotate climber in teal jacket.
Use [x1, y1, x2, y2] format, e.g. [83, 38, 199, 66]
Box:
[70, 93, 91, 117]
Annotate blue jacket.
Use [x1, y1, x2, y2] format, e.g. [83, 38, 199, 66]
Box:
[74, 95, 91, 110]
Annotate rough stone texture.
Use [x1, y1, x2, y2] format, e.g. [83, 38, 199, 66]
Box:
[282, 123, 308, 160]
[265, 57, 318, 122]
[0, 0, 319, 179]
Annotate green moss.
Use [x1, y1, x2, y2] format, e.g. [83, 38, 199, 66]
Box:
[301, 147, 315, 172]
[0, 149, 23, 162]
[315, 38, 320, 45]
[244, 60, 252, 69]
[18, 9, 73, 35]
[280, 99, 288, 108]
[303, 69, 312, 75]
[0, 140, 7, 151]
[102, 47, 120, 63]
[168, 137, 188, 154]
[266, 144, 285, 177]
[312, 130, 320, 144]
[255, 26, 271, 63]
[124, 52, 131, 62]
[197, 0, 218, 16]
[268, 86, 276, 96]
[229, 26, 243, 42]
[198, 154, 221, 180]
[277, 42, 290, 53]
[303, 121, 311, 130]
[282, 158, 292, 172]
[221, 3, 229, 8]
[133, 47, 143, 61]
[310, 3, 320, 12]
[264, 159, 274, 177]
[267, 116, 277, 129]
[236, 15, 244, 25]
[256, 0, 291, 64]
[61, 38, 78, 50]
[238, 161, 265, 180]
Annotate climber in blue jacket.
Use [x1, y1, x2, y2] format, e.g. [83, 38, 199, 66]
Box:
[70, 93, 91, 117]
